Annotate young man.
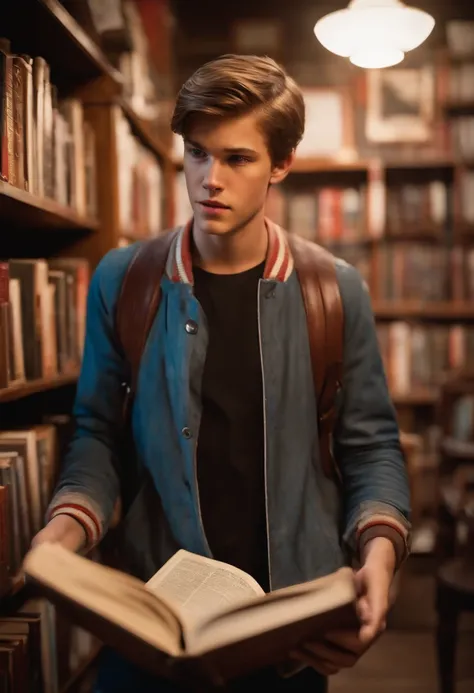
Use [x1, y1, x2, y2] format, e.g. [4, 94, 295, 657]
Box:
[32, 55, 410, 691]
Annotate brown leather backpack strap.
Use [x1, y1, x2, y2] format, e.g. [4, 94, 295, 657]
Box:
[115, 230, 178, 417]
[288, 233, 344, 482]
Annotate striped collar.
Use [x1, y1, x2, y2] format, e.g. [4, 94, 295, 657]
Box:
[166, 218, 294, 284]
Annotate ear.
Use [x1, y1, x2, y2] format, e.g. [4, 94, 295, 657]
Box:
[269, 151, 295, 185]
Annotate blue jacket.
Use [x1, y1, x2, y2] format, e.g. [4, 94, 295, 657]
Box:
[48, 220, 411, 590]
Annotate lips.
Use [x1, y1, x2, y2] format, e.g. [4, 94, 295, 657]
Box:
[199, 201, 230, 209]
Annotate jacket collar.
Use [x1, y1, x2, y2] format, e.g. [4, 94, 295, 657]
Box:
[166, 218, 294, 285]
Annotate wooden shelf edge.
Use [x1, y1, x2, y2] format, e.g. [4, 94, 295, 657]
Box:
[0, 372, 80, 403]
[291, 157, 371, 173]
[392, 390, 438, 406]
[0, 181, 99, 230]
[373, 301, 474, 320]
[119, 100, 172, 162]
[289, 157, 468, 175]
[41, 0, 122, 87]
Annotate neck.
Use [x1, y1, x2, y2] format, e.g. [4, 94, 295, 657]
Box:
[191, 209, 268, 274]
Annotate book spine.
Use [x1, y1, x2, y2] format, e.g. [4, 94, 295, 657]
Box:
[0, 262, 10, 388]
[12, 57, 25, 189]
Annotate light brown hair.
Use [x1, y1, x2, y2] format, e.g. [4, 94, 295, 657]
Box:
[171, 54, 305, 165]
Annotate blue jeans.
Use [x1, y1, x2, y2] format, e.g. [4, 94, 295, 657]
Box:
[93, 648, 328, 692]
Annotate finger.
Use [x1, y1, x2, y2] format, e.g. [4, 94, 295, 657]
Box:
[356, 595, 371, 624]
[357, 574, 388, 644]
[290, 650, 340, 677]
[323, 630, 365, 655]
[359, 616, 386, 645]
[297, 641, 358, 668]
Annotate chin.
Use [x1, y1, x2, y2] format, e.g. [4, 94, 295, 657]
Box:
[199, 218, 235, 236]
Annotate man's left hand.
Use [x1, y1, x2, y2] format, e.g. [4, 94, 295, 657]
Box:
[291, 537, 396, 676]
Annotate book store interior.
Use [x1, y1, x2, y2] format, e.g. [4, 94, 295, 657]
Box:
[0, 1, 474, 692]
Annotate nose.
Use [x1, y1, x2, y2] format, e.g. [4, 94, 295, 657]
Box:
[203, 158, 223, 192]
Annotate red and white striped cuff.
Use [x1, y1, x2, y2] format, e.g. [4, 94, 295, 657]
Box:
[47, 494, 103, 547]
[356, 511, 410, 568]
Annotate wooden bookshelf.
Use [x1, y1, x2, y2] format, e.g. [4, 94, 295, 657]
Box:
[392, 390, 438, 407]
[0, 181, 99, 231]
[290, 157, 457, 176]
[120, 99, 171, 162]
[0, 0, 178, 689]
[373, 301, 474, 321]
[284, 94, 474, 552]
[291, 157, 370, 174]
[0, 372, 80, 404]
[4, 0, 123, 93]
[445, 100, 474, 115]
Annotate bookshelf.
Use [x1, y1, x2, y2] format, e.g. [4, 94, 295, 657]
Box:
[372, 301, 474, 321]
[0, 371, 80, 404]
[263, 40, 474, 546]
[0, 0, 178, 690]
[278, 151, 474, 536]
[0, 180, 99, 231]
[3, 0, 123, 92]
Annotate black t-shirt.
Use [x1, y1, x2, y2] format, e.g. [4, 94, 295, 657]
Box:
[193, 261, 269, 591]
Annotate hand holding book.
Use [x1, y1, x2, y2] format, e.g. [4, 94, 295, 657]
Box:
[24, 544, 359, 686]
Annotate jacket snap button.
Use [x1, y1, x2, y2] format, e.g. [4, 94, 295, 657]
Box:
[182, 427, 192, 439]
[185, 319, 198, 335]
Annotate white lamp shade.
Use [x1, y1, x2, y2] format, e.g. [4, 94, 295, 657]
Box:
[314, 0, 435, 67]
[350, 48, 404, 69]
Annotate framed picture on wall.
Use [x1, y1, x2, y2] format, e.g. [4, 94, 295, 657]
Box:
[365, 66, 436, 143]
[295, 87, 356, 160]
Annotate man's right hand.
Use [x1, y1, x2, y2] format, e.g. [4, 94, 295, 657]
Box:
[31, 515, 87, 553]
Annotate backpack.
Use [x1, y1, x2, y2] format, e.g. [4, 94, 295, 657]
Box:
[115, 228, 344, 485]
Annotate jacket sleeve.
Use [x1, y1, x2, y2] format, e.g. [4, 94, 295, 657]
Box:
[46, 246, 138, 547]
[333, 261, 411, 567]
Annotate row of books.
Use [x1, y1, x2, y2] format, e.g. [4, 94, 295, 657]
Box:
[447, 62, 474, 104]
[402, 395, 474, 523]
[0, 412, 97, 693]
[0, 597, 98, 693]
[450, 116, 474, 162]
[115, 107, 164, 240]
[0, 416, 75, 578]
[268, 186, 367, 244]
[331, 243, 474, 303]
[0, 258, 89, 389]
[371, 244, 474, 303]
[385, 183, 448, 235]
[265, 180, 474, 243]
[0, 38, 97, 218]
[377, 323, 474, 394]
[456, 168, 474, 226]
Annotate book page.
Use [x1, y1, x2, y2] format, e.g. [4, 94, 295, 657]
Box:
[188, 566, 357, 657]
[146, 550, 265, 625]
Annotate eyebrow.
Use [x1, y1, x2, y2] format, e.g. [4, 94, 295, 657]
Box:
[185, 139, 258, 156]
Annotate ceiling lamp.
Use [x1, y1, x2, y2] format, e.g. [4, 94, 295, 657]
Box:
[314, 0, 435, 69]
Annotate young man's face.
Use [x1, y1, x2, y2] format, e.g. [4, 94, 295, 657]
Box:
[183, 111, 291, 236]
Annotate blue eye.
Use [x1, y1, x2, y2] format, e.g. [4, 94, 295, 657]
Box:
[229, 154, 251, 165]
[189, 147, 206, 159]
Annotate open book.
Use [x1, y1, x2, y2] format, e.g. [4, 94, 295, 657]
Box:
[24, 544, 358, 686]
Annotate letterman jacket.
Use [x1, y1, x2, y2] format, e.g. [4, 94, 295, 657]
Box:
[46, 219, 411, 590]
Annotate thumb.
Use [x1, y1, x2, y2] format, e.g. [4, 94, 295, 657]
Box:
[355, 568, 387, 644]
